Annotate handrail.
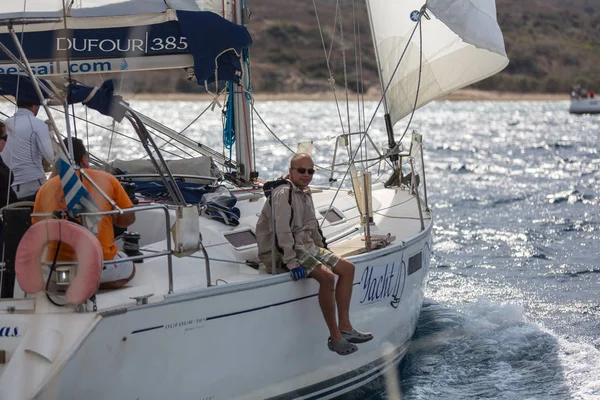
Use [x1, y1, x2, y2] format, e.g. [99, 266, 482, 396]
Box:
[42, 251, 171, 267]
[115, 173, 218, 184]
[328, 131, 392, 183]
[80, 204, 175, 294]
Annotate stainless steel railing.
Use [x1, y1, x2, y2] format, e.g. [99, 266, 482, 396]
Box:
[32, 204, 176, 294]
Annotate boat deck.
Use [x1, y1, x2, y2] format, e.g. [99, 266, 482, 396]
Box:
[86, 184, 432, 311]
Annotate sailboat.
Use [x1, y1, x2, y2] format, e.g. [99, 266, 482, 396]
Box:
[0, 1, 508, 399]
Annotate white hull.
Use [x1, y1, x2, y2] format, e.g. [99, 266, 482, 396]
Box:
[0, 186, 432, 399]
[569, 98, 600, 114]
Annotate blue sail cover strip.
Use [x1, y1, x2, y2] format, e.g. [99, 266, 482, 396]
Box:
[0, 75, 126, 121]
[176, 11, 252, 83]
[0, 75, 52, 104]
[67, 80, 127, 122]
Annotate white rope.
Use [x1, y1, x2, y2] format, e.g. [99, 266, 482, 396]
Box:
[85, 106, 89, 151]
[81, 86, 99, 104]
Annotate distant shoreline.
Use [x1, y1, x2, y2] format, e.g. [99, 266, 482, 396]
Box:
[0, 89, 568, 104]
[125, 89, 568, 102]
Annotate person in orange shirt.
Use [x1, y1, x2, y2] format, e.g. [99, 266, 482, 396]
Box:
[33, 138, 136, 289]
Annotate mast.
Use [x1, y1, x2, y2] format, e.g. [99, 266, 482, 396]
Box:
[232, 0, 255, 183]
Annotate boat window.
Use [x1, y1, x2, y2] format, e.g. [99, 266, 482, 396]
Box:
[319, 208, 344, 223]
[408, 252, 422, 275]
[224, 230, 257, 248]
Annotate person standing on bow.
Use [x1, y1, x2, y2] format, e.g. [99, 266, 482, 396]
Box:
[2, 100, 55, 201]
[256, 153, 373, 356]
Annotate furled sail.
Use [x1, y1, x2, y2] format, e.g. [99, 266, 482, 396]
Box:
[0, 1, 249, 83]
[366, 0, 509, 126]
[0, 0, 228, 22]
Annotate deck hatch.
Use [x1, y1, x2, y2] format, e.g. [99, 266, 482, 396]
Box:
[408, 252, 422, 275]
[319, 208, 344, 223]
[224, 230, 257, 248]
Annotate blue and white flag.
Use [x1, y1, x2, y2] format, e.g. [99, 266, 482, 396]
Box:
[56, 148, 102, 234]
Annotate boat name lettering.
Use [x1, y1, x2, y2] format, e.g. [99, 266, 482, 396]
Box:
[56, 36, 188, 54]
[359, 262, 404, 306]
[165, 318, 206, 330]
[0, 326, 20, 337]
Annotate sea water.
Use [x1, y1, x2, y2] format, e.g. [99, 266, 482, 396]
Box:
[2, 99, 598, 399]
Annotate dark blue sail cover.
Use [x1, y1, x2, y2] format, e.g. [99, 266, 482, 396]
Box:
[0, 75, 126, 121]
[67, 80, 127, 122]
[176, 11, 252, 83]
[0, 75, 52, 105]
[0, 11, 252, 84]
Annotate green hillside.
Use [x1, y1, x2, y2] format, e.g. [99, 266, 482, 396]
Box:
[122, 0, 600, 94]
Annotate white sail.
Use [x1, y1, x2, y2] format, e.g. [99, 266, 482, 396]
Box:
[366, 0, 509, 126]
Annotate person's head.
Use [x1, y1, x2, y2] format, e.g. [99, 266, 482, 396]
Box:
[62, 137, 89, 168]
[288, 153, 315, 188]
[0, 121, 6, 152]
[16, 99, 40, 116]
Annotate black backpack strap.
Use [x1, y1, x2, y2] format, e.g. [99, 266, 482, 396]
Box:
[317, 226, 328, 249]
[287, 182, 293, 226]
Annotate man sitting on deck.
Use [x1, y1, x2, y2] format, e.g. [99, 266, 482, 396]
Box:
[256, 153, 373, 356]
[33, 138, 136, 289]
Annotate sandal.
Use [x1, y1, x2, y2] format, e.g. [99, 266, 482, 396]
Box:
[341, 328, 373, 344]
[327, 337, 358, 356]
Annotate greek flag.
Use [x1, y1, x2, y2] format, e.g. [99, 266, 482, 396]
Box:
[56, 148, 102, 234]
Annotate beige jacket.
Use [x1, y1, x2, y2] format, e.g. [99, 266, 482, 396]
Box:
[256, 180, 325, 270]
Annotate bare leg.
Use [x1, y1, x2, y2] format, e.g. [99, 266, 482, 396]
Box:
[332, 258, 355, 332]
[309, 265, 342, 343]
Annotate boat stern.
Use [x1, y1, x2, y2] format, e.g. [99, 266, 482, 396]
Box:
[0, 295, 98, 400]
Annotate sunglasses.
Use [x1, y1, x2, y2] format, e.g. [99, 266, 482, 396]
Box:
[292, 167, 315, 175]
[0, 136, 6, 141]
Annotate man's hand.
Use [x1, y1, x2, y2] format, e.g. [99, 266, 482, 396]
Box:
[42, 158, 52, 172]
[290, 266, 306, 281]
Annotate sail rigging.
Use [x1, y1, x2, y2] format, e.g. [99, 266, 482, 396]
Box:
[366, 0, 509, 127]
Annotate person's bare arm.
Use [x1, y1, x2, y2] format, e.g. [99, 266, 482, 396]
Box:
[113, 212, 135, 228]
[110, 175, 136, 228]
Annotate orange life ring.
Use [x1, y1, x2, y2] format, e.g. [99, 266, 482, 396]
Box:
[15, 219, 103, 304]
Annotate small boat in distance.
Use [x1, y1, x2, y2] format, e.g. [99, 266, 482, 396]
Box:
[569, 85, 600, 114]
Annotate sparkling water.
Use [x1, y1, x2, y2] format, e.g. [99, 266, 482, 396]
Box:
[2, 99, 598, 399]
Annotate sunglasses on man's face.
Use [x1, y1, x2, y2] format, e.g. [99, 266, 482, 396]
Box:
[0, 136, 7, 141]
[292, 167, 315, 175]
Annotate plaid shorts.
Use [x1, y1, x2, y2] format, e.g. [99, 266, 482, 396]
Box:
[296, 247, 341, 276]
